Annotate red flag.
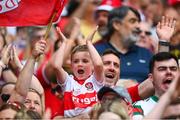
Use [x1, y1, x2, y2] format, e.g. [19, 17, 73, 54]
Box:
[0, 0, 68, 26]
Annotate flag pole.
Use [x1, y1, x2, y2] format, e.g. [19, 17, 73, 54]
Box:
[44, 0, 66, 40]
[38, 12, 57, 63]
[44, 11, 57, 40]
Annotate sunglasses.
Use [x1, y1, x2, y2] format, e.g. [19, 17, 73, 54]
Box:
[138, 30, 152, 36]
[1, 93, 10, 102]
[7, 101, 23, 110]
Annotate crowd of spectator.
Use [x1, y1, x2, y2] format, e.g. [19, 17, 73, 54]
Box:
[0, 0, 179, 119]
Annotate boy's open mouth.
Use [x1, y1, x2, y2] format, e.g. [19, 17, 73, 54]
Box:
[78, 69, 85, 74]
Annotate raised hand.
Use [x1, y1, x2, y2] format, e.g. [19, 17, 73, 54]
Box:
[56, 27, 68, 43]
[32, 39, 46, 59]
[69, 17, 81, 40]
[42, 108, 51, 120]
[10, 46, 23, 70]
[86, 26, 98, 43]
[167, 72, 180, 100]
[1, 44, 11, 66]
[156, 16, 176, 41]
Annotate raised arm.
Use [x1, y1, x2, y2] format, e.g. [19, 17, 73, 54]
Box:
[156, 16, 176, 52]
[9, 39, 46, 103]
[51, 27, 68, 84]
[86, 26, 104, 83]
[47, 19, 83, 84]
[138, 77, 154, 99]
[64, 0, 90, 34]
[127, 77, 155, 103]
[0, 45, 11, 78]
[63, 17, 84, 63]
[2, 45, 21, 83]
[10, 46, 44, 95]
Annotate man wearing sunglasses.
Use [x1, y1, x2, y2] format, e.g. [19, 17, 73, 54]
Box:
[136, 21, 158, 54]
[0, 82, 15, 104]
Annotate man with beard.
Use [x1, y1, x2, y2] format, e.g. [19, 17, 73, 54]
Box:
[133, 52, 180, 119]
[95, 6, 153, 83]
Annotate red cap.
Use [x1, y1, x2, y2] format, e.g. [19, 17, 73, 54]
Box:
[168, 0, 180, 5]
[96, 0, 121, 12]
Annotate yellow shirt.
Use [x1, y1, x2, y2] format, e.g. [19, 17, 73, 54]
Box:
[80, 20, 101, 43]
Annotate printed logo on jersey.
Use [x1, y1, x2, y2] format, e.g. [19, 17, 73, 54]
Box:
[85, 82, 93, 91]
[72, 91, 98, 108]
[0, 0, 21, 13]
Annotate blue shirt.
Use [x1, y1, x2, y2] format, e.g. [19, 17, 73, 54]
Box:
[94, 40, 153, 83]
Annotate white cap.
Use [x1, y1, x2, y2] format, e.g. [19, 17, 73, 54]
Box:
[96, 5, 113, 12]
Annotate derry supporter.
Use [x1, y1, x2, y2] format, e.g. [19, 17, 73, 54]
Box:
[51, 27, 104, 118]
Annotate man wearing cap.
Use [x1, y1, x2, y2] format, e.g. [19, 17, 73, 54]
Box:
[95, 0, 121, 37]
[97, 86, 134, 116]
[98, 86, 132, 104]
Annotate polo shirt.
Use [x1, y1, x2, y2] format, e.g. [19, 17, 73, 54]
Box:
[94, 40, 153, 83]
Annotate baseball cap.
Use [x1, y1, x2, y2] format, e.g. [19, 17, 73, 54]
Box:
[168, 0, 180, 5]
[96, 0, 121, 12]
[98, 86, 132, 103]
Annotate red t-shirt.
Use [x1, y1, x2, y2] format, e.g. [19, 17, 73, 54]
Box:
[36, 59, 64, 117]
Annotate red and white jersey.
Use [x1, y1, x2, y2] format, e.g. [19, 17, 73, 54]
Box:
[58, 72, 103, 117]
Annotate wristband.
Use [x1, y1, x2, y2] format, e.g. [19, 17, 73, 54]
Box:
[159, 40, 170, 46]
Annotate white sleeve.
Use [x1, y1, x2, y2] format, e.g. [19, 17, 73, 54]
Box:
[57, 71, 69, 93]
[92, 74, 104, 91]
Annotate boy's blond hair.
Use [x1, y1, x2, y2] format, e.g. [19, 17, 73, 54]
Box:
[71, 45, 89, 60]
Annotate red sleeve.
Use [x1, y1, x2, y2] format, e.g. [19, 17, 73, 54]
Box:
[127, 84, 141, 103]
[36, 60, 50, 88]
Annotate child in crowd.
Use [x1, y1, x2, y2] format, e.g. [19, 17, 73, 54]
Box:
[52, 26, 104, 118]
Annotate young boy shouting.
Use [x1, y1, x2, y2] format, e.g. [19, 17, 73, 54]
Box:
[52, 27, 104, 118]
